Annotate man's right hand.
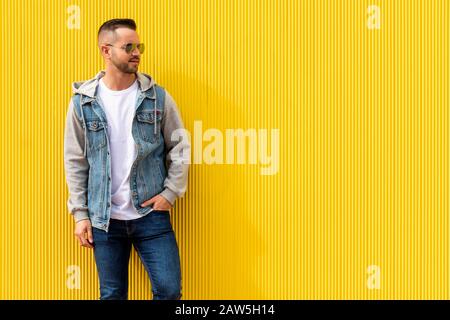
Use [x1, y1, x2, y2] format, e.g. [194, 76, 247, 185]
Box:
[74, 219, 94, 249]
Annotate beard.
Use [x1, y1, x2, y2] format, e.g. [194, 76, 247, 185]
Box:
[111, 56, 138, 73]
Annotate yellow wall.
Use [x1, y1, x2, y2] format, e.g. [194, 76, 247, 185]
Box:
[0, 0, 449, 299]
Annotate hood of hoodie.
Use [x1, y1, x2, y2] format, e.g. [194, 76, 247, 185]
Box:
[72, 70, 156, 98]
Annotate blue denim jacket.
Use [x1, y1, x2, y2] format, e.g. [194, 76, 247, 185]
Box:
[64, 71, 190, 232]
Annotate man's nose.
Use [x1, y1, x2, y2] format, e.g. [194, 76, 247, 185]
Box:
[131, 47, 140, 56]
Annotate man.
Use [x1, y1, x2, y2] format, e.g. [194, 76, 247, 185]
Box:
[63, 18, 190, 300]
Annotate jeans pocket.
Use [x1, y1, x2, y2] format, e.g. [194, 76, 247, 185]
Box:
[92, 226, 108, 243]
[152, 209, 170, 214]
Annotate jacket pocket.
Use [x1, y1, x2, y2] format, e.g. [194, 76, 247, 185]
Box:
[86, 120, 107, 150]
[136, 110, 162, 143]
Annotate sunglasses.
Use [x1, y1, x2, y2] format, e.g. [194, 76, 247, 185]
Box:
[105, 43, 145, 54]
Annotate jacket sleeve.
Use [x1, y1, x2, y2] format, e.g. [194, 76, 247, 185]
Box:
[63, 96, 90, 222]
[159, 90, 191, 205]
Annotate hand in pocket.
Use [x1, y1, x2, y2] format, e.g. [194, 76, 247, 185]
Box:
[140, 194, 172, 210]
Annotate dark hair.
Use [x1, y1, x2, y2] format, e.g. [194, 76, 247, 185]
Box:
[97, 18, 136, 39]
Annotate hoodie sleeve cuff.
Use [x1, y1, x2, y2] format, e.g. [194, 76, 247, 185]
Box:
[73, 210, 90, 223]
[160, 188, 178, 206]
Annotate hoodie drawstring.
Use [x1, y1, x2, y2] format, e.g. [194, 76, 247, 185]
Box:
[153, 86, 157, 136]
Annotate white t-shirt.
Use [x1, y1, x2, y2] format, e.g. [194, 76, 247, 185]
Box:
[97, 77, 153, 220]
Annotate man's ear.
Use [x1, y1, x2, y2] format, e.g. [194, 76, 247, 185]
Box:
[99, 44, 111, 59]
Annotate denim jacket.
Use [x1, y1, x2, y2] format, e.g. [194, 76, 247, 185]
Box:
[64, 71, 190, 231]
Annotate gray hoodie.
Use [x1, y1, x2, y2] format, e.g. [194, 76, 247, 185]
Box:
[64, 70, 190, 222]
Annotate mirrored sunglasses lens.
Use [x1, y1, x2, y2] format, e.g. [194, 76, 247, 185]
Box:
[125, 43, 134, 53]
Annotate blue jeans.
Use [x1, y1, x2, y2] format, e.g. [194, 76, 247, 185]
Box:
[91, 210, 182, 300]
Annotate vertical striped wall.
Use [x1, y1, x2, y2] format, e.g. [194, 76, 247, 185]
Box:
[0, 0, 448, 299]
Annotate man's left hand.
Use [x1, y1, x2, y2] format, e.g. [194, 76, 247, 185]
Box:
[140, 194, 172, 210]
